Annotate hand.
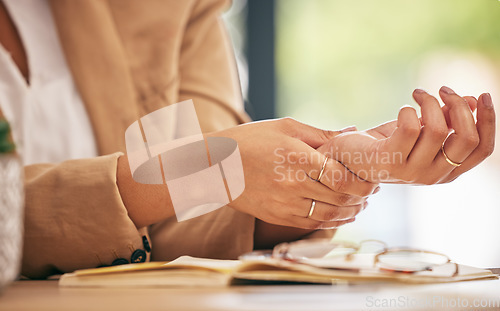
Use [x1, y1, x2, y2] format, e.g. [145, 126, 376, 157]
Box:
[209, 118, 379, 229]
[317, 87, 495, 184]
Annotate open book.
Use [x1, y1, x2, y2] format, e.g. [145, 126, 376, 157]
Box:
[59, 255, 498, 287]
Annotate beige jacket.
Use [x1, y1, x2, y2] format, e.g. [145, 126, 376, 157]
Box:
[7, 0, 331, 279]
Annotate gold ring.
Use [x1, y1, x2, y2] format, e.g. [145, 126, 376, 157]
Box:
[316, 157, 329, 182]
[307, 200, 316, 218]
[441, 143, 462, 167]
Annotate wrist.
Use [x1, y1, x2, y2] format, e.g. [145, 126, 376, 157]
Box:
[116, 155, 175, 228]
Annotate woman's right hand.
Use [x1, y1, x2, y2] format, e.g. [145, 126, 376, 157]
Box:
[317, 87, 495, 185]
[208, 118, 378, 230]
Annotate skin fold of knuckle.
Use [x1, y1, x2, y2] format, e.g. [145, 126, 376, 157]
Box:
[399, 123, 420, 138]
[322, 129, 337, 141]
[281, 117, 295, 125]
[346, 194, 364, 205]
[335, 193, 353, 206]
[277, 117, 296, 132]
[323, 208, 340, 221]
[427, 126, 448, 141]
[461, 134, 480, 149]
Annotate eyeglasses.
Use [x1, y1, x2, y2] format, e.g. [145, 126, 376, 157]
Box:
[241, 239, 458, 277]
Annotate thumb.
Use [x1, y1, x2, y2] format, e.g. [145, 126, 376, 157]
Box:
[283, 118, 357, 148]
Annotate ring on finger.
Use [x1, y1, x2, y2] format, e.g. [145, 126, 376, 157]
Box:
[307, 199, 316, 218]
[316, 156, 329, 182]
[441, 141, 462, 167]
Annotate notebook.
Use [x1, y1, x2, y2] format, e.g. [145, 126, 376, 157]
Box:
[59, 255, 498, 287]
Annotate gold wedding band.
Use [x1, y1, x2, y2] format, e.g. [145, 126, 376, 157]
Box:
[441, 143, 462, 167]
[316, 156, 329, 182]
[307, 199, 316, 218]
[307, 157, 327, 218]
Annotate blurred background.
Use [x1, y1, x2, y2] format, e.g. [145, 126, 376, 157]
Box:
[223, 0, 500, 268]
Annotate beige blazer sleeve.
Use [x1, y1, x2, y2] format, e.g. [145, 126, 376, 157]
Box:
[22, 153, 149, 279]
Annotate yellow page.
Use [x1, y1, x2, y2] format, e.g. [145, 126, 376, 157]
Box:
[74, 256, 240, 277]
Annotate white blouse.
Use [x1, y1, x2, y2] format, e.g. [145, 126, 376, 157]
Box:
[0, 0, 98, 165]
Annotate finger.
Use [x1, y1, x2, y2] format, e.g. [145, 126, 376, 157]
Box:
[442, 96, 477, 129]
[288, 216, 356, 230]
[435, 86, 479, 166]
[304, 156, 378, 197]
[464, 96, 478, 112]
[296, 177, 366, 206]
[284, 138, 378, 197]
[265, 200, 356, 229]
[318, 218, 356, 229]
[367, 120, 397, 138]
[383, 106, 421, 159]
[280, 118, 356, 149]
[440, 93, 495, 182]
[302, 199, 366, 222]
[407, 89, 449, 167]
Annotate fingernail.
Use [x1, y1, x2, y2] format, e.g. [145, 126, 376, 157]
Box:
[414, 88, 426, 94]
[483, 93, 493, 108]
[440, 86, 455, 95]
[372, 186, 380, 194]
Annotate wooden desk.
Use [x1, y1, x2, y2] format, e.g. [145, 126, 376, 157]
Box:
[1, 278, 500, 311]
